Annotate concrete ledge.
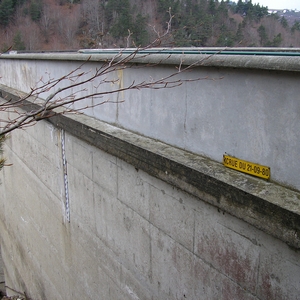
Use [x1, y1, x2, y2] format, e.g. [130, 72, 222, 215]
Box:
[1, 48, 300, 72]
[1, 85, 300, 250]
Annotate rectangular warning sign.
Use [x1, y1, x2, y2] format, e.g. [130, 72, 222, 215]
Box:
[223, 154, 270, 180]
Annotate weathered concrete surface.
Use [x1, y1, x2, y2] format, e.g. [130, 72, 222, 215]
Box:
[1, 85, 300, 249]
[0, 52, 300, 192]
[0, 100, 300, 299]
[0, 51, 300, 299]
[0, 246, 5, 295]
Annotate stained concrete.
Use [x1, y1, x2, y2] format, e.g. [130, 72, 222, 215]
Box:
[0, 50, 300, 299]
[0, 52, 300, 191]
[0, 246, 5, 295]
[0, 116, 299, 299]
[1, 85, 300, 249]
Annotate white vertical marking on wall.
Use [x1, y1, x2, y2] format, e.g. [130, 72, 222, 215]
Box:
[61, 129, 70, 222]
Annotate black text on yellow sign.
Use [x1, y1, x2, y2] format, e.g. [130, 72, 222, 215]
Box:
[223, 154, 270, 180]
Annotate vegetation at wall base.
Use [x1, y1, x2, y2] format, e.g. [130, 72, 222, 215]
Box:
[0, 0, 300, 51]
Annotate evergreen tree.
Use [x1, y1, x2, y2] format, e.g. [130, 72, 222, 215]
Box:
[132, 14, 149, 46]
[104, 0, 115, 26]
[252, 3, 268, 21]
[200, 14, 215, 45]
[30, 0, 43, 22]
[157, 0, 180, 28]
[235, 0, 267, 20]
[271, 33, 282, 47]
[217, 0, 228, 18]
[0, 0, 14, 26]
[217, 24, 234, 46]
[174, 27, 190, 47]
[236, 0, 244, 14]
[132, 14, 149, 47]
[199, 0, 208, 13]
[258, 25, 268, 46]
[208, 0, 216, 15]
[13, 31, 26, 50]
[110, 0, 133, 38]
[280, 17, 288, 29]
[235, 23, 244, 43]
[292, 21, 300, 33]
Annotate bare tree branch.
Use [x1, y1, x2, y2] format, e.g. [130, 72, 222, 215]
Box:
[0, 11, 222, 137]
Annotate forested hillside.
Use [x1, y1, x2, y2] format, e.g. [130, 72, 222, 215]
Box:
[1, 0, 300, 51]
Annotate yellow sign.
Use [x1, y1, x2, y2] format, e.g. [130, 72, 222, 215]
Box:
[223, 154, 270, 180]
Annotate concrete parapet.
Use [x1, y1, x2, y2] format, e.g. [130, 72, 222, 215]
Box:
[2, 48, 300, 72]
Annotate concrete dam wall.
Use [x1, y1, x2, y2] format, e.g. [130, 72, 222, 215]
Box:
[0, 50, 299, 299]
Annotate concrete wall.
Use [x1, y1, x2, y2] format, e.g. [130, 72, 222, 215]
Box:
[0, 116, 300, 300]
[0, 52, 300, 299]
[0, 246, 4, 295]
[0, 52, 299, 191]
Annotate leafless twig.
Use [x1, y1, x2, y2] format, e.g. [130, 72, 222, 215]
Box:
[0, 10, 222, 137]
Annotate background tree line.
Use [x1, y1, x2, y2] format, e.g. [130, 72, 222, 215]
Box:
[0, 0, 300, 51]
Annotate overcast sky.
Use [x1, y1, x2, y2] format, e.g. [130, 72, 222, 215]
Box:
[235, 1, 300, 10]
